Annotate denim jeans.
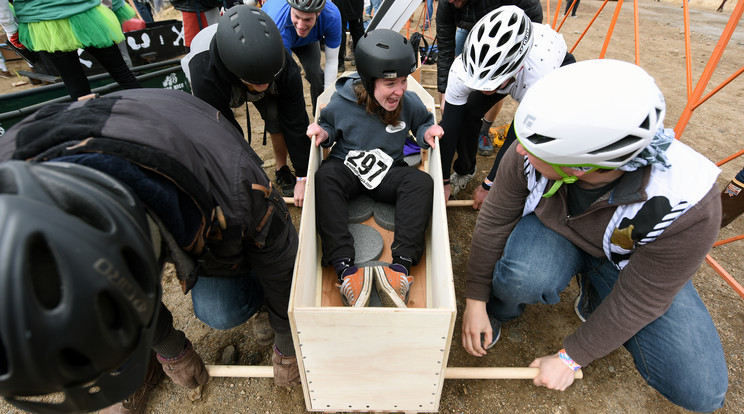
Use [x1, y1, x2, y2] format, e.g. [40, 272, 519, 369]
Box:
[487, 214, 727, 412]
[292, 42, 323, 114]
[454, 27, 468, 56]
[190, 272, 264, 330]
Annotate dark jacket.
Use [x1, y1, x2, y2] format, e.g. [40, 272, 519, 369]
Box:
[0, 89, 298, 331]
[170, 0, 223, 13]
[186, 35, 311, 177]
[435, 0, 543, 93]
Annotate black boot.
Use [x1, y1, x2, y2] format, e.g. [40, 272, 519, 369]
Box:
[721, 177, 744, 227]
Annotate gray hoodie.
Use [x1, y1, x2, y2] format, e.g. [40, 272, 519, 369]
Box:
[318, 74, 434, 163]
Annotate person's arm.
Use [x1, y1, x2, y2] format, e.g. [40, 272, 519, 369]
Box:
[435, 0, 456, 94]
[187, 51, 244, 135]
[323, 44, 339, 88]
[461, 145, 530, 356]
[275, 53, 311, 178]
[561, 186, 722, 368]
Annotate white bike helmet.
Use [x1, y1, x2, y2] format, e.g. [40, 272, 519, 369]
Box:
[461, 6, 533, 91]
[515, 59, 665, 169]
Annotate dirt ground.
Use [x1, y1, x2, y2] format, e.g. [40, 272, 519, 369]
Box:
[1, 0, 743, 413]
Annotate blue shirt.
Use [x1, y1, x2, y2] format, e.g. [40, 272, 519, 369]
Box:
[262, 0, 342, 52]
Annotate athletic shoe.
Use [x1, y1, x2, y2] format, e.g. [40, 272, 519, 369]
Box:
[275, 165, 296, 197]
[450, 172, 474, 198]
[482, 315, 501, 349]
[374, 265, 414, 308]
[574, 273, 599, 322]
[477, 132, 494, 156]
[337, 267, 373, 307]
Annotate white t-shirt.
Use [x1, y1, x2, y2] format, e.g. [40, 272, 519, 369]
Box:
[444, 23, 568, 105]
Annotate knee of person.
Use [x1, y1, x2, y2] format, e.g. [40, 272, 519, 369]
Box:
[660, 373, 727, 412]
[193, 309, 246, 330]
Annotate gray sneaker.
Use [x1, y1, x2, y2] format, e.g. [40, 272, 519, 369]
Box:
[574, 273, 599, 323]
[450, 172, 475, 197]
[481, 315, 501, 349]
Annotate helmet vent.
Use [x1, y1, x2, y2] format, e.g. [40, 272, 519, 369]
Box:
[37, 177, 114, 233]
[589, 136, 645, 155]
[526, 134, 556, 145]
[0, 168, 18, 195]
[122, 246, 155, 296]
[639, 114, 653, 131]
[59, 348, 94, 377]
[28, 233, 63, 310]
[0, 336, 8, 375]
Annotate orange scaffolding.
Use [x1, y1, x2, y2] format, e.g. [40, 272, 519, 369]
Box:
[545, 0, 744, 299]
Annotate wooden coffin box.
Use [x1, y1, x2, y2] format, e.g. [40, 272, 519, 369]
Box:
[288, 75, 456, 413]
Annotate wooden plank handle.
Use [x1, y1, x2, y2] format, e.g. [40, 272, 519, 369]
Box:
[445, 367, 583, 380]
[206, 365, 583, 380]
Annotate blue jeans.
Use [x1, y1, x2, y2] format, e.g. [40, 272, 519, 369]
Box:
[454, 27, 468, 56]
[191, 272, 264, 330]
[487, 214, 727, 412]
[365, 0, 382, 15]
[425, 0, 434, 23]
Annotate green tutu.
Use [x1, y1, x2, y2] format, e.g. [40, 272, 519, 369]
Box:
[18, 4, 135, 53]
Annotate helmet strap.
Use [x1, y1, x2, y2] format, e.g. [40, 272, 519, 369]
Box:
[542, 165, 579, 198]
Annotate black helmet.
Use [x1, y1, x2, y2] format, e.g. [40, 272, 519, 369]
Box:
[0, 161, 161, 413]
[355, 29, 417, 95]
[216, 5, 285, 84]
[286, 0, 326, 13]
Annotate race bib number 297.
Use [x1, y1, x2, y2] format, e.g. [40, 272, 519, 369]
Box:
[344, 149, 394, 189]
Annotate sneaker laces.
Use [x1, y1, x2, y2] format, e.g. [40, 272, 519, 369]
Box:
[337, 277, 357, 304]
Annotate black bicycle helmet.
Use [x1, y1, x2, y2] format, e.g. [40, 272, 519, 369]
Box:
[0, 161, 161, 413]
[216, 5, 285, 84]
[355, 29, 417, 95]
[286, 0, 326, 13]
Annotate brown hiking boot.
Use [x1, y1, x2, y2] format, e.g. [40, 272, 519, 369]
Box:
[272, 347, 301, 387]
[721, 177, 744, 227]
[157, 340, 209, 389]
[100, 352, 163, 414]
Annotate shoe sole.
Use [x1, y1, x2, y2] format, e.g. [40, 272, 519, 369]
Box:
[478, 149, 494, 156]
[340, 268, 374, 307]
[373, 266, 409, 308]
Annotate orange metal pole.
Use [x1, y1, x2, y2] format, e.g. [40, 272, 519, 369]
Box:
[716, 149, 744, 167]
[682, 0, 693, 99]
[633, 0, 640, 65]
[693, 65, 744, 110]
[553, 0, 565, 29]
[713, 234, 744, 247]
[673, 0, 744, 140]
[569, 0, 609, 53]
[599, 0, 624, 59]
[705, 254, 744, 300]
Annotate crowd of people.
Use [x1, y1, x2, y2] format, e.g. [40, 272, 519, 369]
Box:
[0, 1, 737, 413]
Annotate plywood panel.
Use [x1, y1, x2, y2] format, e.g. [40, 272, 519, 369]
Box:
[294, 308, 452, 412]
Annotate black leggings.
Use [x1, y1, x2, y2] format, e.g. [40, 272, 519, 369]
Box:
[43, 44, 141, 100]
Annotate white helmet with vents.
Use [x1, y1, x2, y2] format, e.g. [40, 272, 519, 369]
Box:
[515, 59, 665, 169]
[461, 6, 533, 91]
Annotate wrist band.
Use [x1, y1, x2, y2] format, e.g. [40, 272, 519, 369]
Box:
[558, 349, 581, 371]
[296, 176, 307, 182]
[483, 178, 493, 187]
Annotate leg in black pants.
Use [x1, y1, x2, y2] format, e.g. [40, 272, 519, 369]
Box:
[44, 44, 141, 100]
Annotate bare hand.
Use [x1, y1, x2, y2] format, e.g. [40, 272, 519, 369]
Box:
[529, 354, 577, 391]
[444, 182, 452, 201]
[306, 122, 328, 146]
[293, 179, 306, 207]
[461, 299, 493, 357]
[472, 185, 489, 210]
[424, 125, 444, 148]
